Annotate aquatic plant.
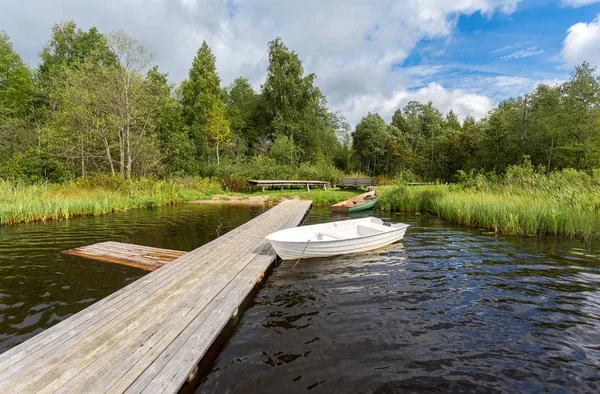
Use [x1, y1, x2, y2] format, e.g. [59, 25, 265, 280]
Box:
[379, 167, 600, 240]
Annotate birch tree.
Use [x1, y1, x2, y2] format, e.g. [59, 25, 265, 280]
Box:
[205, 100, 231, 166]
[103, 30, 160, 178]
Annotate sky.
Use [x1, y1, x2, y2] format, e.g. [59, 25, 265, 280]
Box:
[1, 0, 600, 125]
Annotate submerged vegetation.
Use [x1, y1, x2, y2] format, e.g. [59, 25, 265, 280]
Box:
[380, 161, 600, 240]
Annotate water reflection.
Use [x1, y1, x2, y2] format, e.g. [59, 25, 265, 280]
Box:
[198, 207, 600, 393]
[0, 204, 265, 353]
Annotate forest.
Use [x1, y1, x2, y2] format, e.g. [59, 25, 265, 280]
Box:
[1, 21, 600, 187]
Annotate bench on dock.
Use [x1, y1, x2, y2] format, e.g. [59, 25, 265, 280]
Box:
[0, 200, 312, 394]
[248, 179, 330, 192]
[337, 177, 374, 188]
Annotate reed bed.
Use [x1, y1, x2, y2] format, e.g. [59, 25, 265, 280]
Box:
[0, 176, 221, 225]
[379, 165, 600, 240]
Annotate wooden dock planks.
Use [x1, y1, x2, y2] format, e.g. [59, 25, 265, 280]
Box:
[0, 199, 312, 393]
[61, 241, 187, 271]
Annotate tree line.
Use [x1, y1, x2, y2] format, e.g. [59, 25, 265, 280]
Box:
[1, 21, 599, 184]
[0, 21, 346, 182]
[354, 63, 600, 181]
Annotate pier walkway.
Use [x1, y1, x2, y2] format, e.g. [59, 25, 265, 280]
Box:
[0, 200, 312, 393]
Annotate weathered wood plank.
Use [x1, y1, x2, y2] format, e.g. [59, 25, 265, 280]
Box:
[0, 209, 294, 392]
[0, 203, 281, 369]
[62, 242, 186, 271]
[0, 200, 311, 394]
[338, 177, 373, 187]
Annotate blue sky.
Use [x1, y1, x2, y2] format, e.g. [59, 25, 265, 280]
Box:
[400, 1, 600, 101]
[1, 0, 600, 124]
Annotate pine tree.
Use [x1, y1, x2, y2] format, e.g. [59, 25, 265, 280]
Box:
[181, 41, 223, 162]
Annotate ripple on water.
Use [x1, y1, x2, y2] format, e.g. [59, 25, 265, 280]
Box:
[198, 208, 600, 394]
[0, 203, 265, 354]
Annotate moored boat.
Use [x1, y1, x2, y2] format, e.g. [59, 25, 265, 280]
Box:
[265, 217, 409, 260]
[330, 190, 380, 212]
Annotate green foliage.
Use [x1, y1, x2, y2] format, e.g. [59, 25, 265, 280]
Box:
[200, 156, 343, 192]
[352, 113, 409, 175]
[269, 134, 299, 165]
[1, 149, 70, 183]
[38, 21, 115, 84]
[4, 17, 600, 233]
[224, 77, 261, 153]
[261, 37, 342, 163]
[205, 100, 231, 165]
[0, 31, 34, 118]
[181, 41, 222, 160]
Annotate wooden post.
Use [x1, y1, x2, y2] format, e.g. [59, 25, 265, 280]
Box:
[306, 183, 310, 191]
[324, 184, 327, 191]
[281, 185, 284, 191]
[262, 186, 265, 192]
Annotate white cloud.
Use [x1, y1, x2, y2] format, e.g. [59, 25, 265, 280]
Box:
[562, 14, 600, 68]
[561, 0, 600, 7]
[501, 46, 545, 60]
[339, 83, 496, 122]
[0, 0, 523, 125]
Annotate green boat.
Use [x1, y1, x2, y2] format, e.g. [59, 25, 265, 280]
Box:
[330, 190, 380, 212]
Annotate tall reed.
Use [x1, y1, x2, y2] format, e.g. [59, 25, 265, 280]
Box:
[0, 176, 222, 225]
[380, 166, 600, 240]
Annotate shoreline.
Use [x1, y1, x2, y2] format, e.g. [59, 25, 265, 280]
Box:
[188, 194, 273, 205]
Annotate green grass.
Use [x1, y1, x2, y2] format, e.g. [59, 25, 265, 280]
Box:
[0, 177, 362, 225]
[379, 183, 600, 240]
[247, 188, 360, 205]
[0, 176, 222, 225]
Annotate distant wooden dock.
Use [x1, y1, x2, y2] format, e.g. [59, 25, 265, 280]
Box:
[62, 241, 186, 271]
[0, 200, 312, 393]
[248, 179, 330, 192]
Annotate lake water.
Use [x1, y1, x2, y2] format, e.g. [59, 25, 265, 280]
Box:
[0, 204, 266, 353]
[0, 204, 598, 393]
[197, 208, 600, 393]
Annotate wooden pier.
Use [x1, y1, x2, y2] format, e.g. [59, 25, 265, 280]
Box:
[0, 200, 312, 393]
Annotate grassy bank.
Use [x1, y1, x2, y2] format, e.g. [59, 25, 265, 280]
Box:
[0, 177, 222, 225]
[0, 177, 361, 225]
[379, 166, 600, 240]
[224, 189, 359, 205]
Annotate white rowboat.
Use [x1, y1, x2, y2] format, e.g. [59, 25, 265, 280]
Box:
[265, 217, 409, 260]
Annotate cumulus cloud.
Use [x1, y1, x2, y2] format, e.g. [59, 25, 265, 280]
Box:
[562, 14, 600, 68]
[339, 83, 496, 122]
[0, 0, 522, 125]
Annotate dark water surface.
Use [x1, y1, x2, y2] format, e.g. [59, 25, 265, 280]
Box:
[198, 207, 600, 394]
[0, 204, 266, 353]
[1, 204, 599, 393]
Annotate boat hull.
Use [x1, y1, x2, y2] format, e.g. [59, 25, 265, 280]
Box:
[330, 191, 380, 212]
[347, 198, 378, 212]
[266, 218, 409, 260]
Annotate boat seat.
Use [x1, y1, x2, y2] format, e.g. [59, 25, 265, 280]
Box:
[357, 223, 385, 236]
[316, 231, 342, 240]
